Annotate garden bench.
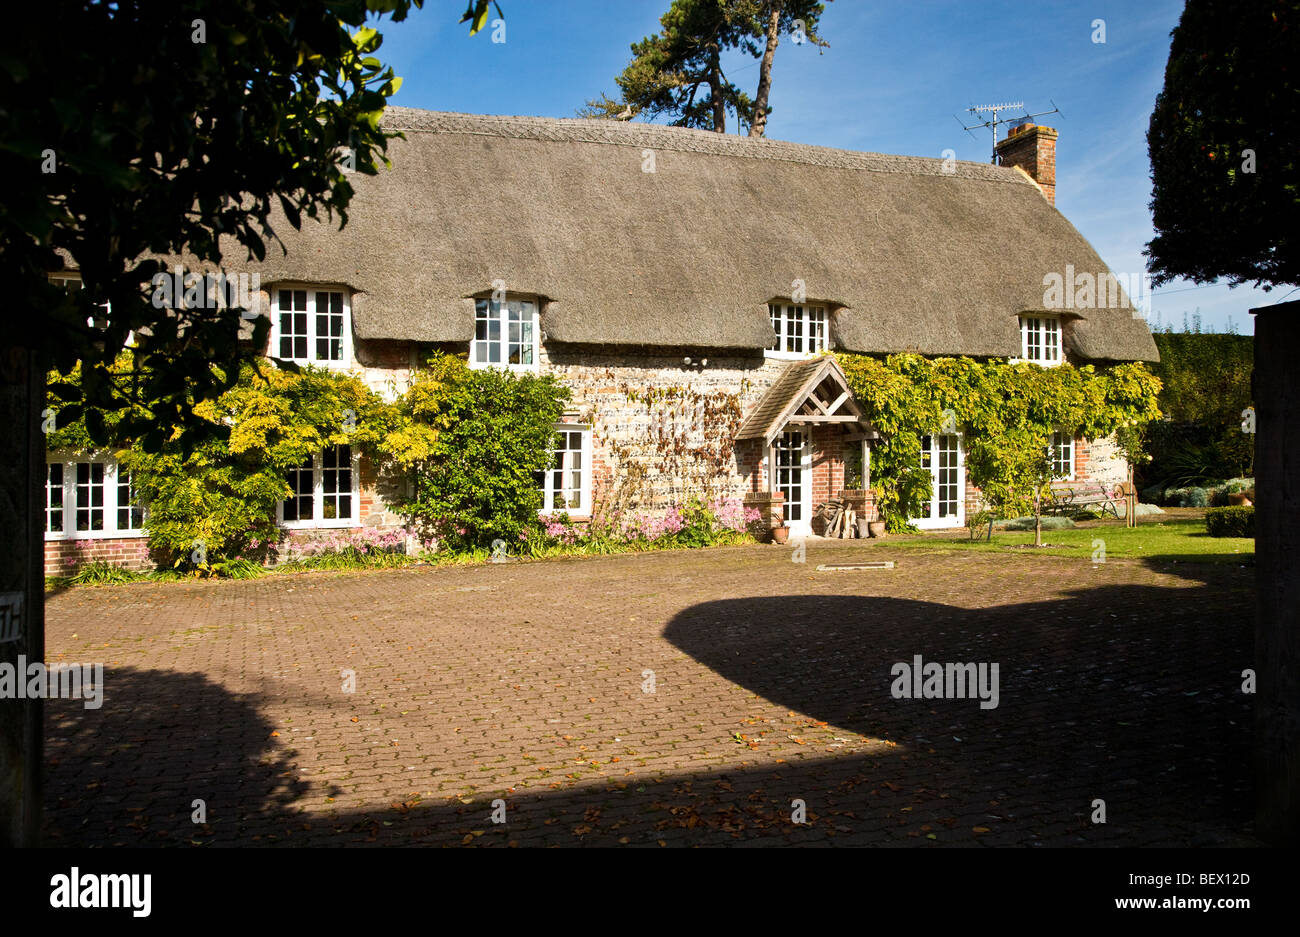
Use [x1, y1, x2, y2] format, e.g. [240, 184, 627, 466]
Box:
[1046, 482, 1126, 519]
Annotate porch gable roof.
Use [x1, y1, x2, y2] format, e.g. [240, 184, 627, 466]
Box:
[737, 356, 879, 446]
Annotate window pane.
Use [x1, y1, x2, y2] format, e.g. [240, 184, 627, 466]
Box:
[46, 463, 63, 533]
[75, 462, 104, 531]
[315, 291, 344, 361]
[320, 445, 353, 522]
[284, 460, 314, 521]
[117, 468, 144, 531]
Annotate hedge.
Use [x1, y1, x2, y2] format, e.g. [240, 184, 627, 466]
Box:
[1204, 506, 1255, 538]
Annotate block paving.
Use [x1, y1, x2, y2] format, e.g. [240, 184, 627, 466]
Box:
[42, 540, 1258, 847]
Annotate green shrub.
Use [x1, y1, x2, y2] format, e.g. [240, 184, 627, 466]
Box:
[65, 561, 143, 585]
[1183, 486, 1208, 508]
[966, 509, 994, 541]
[1205, 506, 1255, 538]
[47, 357, 394, 572]
[385, 353, 568, 550]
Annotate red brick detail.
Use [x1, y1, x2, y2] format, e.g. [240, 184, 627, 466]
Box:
[995, 123, 1058, 204]
[44, 537, 151, 577]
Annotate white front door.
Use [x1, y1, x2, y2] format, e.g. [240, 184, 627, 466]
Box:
[771, 430, 812, 537]
[913, 433, 965, 529]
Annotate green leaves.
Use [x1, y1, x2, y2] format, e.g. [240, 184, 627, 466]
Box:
[460, 0, 502, 36]
[383, 354, 568, 550]
[835, 353, 1162, 530]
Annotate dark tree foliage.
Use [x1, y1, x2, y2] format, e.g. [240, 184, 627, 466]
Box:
[1140, 331, 1255, 485]
[2, 0, 498, 450]
[580, 0, 828, 135]
[1146, 0, 1300, 289]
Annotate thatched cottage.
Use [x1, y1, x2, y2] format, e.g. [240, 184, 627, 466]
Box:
[44, 109, 1158, 572]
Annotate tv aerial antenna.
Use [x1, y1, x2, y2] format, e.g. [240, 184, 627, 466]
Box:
[956, 101, 1061, 164]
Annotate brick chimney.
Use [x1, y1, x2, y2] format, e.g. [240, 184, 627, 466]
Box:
[995, 122, 1058, 204]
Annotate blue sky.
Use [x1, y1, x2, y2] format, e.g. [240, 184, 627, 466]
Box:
[374, 0, 1283, 334]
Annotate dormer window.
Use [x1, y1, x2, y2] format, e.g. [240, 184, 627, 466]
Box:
[768, 303, 828, 358]
[1020, 315, 1061, 365]
[472, 297, 538, 372]
[272, 287, 351, 366]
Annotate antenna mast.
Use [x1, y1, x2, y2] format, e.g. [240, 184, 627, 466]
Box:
[959, 101, 1061, 164]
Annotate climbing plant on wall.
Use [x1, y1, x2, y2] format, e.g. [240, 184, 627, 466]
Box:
[47, 355, 393, 569]
[595, 381, 748, 519]
[835, 354, 1163, 532]
[382, 353, 569, 550]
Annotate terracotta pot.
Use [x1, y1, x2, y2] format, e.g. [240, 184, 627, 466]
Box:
[1228, 492, 1251, 507]
[771, 526, 790, 544]
[868, 520, 887, 539]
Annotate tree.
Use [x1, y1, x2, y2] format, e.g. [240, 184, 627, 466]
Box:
[1145, 0, 1299, 287]
[1146, 0, 1300, 845]
[732, 1, 830, 137]
[581, 0, 829, 135]
[0, 0, 500, 848]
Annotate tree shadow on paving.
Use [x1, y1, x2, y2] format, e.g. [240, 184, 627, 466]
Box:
[43, 667, 331, 846]
[42, 578, 1256, 847]
[659, 581, 1255, 846]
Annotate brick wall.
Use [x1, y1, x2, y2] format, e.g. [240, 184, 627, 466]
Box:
[809, 423, 847, 511]
[539, 345, 794, 515]
[995, 123, 1058, 204]
[44, 537, 151, 577]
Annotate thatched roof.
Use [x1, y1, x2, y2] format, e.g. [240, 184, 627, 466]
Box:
[81, 108, 1159, 361]
[738, 356, 878, 445]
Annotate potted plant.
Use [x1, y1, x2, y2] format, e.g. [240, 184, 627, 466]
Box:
[771, 523, 790, 545]
[865, 488, 886, 538]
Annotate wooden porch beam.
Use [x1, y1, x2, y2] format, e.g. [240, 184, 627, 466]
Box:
[825, 390, 850, 414]
[786, 415, 860, 423]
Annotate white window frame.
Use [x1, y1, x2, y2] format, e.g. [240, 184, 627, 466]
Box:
[768, 429, 813, 535]
[43, 455, 147, 541]
[471, 296, 540, 373]
[1051, 430, 1075, 480]
[766, 303, 829, 359]
[912, 432, 966, 529]
[277, 444, 362, 529]
[538, 424, 592, 516]
[270, 286, 353, 367]
[1018, 315, 1062, 366]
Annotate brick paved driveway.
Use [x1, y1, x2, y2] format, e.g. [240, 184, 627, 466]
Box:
[43, 541, 1257, 846]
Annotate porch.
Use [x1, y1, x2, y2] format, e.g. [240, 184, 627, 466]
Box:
[736, 357, 880, 538]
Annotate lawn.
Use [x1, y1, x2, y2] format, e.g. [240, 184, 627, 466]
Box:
[880, 517, 1254, 563]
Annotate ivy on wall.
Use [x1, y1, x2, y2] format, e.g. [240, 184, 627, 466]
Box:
[835, 354, 1163, 531]
[47, 355, 392, 568]
[47, 351, 569, 566]
[381, 353, 569, 550]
